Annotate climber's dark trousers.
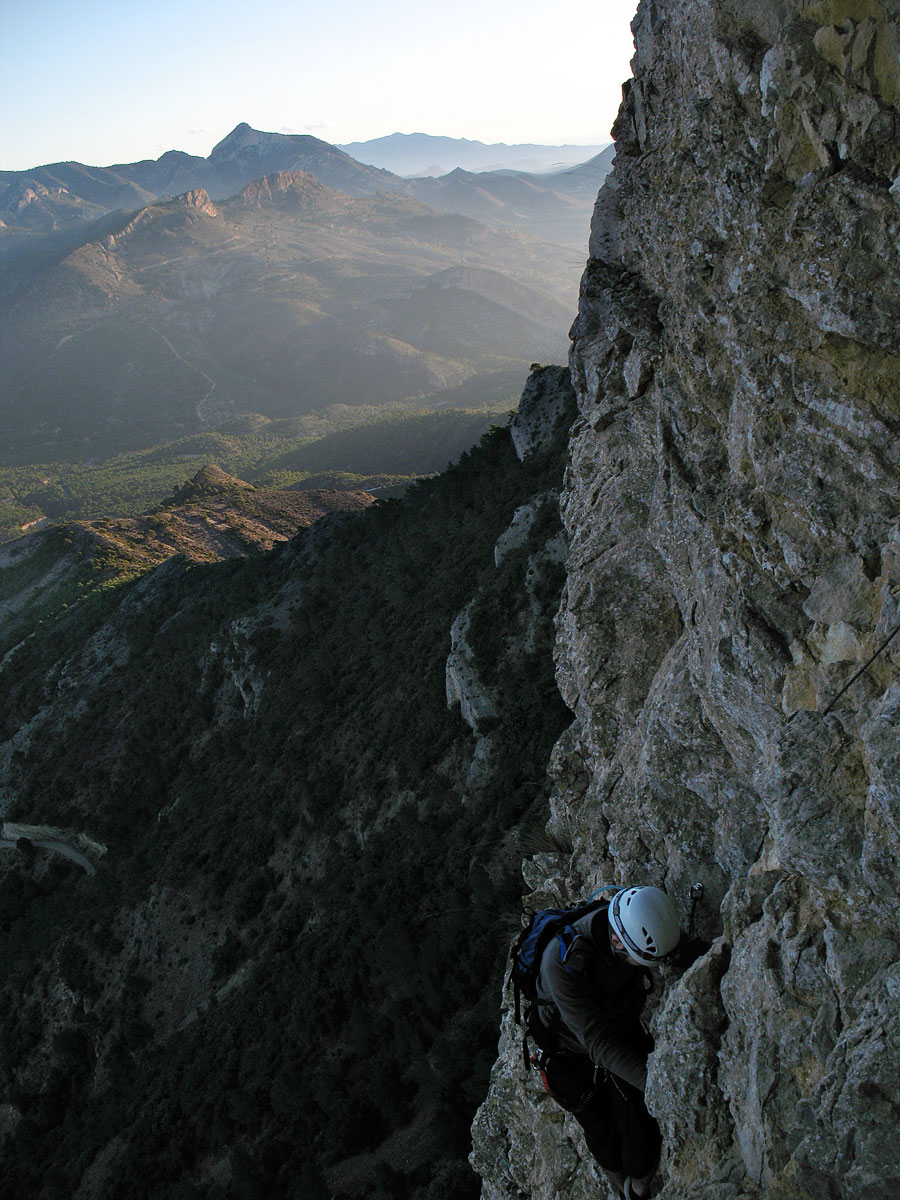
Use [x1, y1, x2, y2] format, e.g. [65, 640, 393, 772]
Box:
[543, 1051, 662, 1180]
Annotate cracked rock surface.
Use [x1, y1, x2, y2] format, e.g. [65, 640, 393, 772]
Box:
[472, 2, 900, 1197]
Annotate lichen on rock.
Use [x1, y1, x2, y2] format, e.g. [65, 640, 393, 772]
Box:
[472, 1, 900, 1197]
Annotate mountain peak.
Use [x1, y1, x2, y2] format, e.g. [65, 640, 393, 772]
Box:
[175, 188, 218, 217]
[210, 123, 319, 162]
[210, 122, 252, 154]
[165, 464, 253, 505]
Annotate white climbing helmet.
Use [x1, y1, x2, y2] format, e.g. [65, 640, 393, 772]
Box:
[608, 886, 680, 963]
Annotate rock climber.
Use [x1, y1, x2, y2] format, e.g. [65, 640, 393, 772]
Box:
[533, 885, 703, 1199]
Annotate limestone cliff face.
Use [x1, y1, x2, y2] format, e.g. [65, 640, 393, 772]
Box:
[473, 2, 900, 1198]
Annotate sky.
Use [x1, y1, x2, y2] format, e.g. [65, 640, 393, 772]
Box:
[0, 0, 638, 171]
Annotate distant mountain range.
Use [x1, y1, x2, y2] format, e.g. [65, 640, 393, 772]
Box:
[337, 132, 609, 177]
[0, 124, 609, 513]
[0, 124, 395, 239]
[404, 148, 615, 244]
[0, 123, 611, 257]
[0, 169, 574, 462]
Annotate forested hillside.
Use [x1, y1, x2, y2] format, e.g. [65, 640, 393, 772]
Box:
[0, 371, 576, 1200]
[0, 407, 509, 542]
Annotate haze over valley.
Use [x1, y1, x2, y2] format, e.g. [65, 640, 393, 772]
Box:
[0, 125, 610, 539]
[336, 132, 610, 177]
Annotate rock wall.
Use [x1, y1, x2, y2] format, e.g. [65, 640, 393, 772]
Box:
[473, 2, 900, 1198]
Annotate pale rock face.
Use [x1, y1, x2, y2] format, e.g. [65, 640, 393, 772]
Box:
[204, 617, 268, 718]
[473, 1, 900, 1198]
[510, 367, 577, 462]
[447, 602, 500, 730]
[175, 188, 218, 217]
[447, 378, 573, 794]
[494, 500, 548, 569]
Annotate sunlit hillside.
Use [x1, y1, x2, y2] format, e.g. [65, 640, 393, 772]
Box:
[1, 176, 574, 467]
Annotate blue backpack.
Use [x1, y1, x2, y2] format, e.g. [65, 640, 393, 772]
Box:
[508, 893, 612, 1066]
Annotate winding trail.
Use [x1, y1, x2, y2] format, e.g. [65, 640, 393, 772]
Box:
[0, 823, 99, 875]
[151, 327, 218, 423]
[48, 317, 113, 359]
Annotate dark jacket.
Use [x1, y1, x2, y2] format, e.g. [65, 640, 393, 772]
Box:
[535, 905, 652, 1090]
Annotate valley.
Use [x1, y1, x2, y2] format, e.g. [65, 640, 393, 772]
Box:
[0, 406, 509, 542]
[2, 179, 574, 461]
[0, 126, 606, 544]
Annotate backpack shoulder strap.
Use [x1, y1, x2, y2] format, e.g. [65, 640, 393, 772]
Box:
[509, 895, 611, 1031]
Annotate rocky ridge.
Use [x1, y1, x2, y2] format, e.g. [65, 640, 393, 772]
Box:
[473, 2, 900, 1199]
[0, 467, 374, 668]
[237, 170, 351, 212]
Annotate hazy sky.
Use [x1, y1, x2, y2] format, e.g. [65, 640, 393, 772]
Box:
[0, 0, 639, 171]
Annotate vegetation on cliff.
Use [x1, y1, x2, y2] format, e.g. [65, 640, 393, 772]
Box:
[0, 386, 575, 1200]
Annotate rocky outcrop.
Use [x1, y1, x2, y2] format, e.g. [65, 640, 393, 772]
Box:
[446, 601, 502, 790]
[448, 365, 576, 795]
[166, 463, 254, 502]
[175, 188, 218, 217]
[0, 822, 106, 873]
[473, 2, 900, 1198]
[237, 170, 348, 212]
[510, 366, 579, 461]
